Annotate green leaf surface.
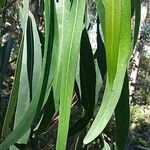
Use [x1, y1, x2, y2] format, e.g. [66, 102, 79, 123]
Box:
[26, 16, 34, 99]
[115, 72, 130, 150]
[79, 28, 96, 117]
[0, 0, 54, 149]
[95, 18, 106, 79]
[1, 0, 30, 139]
[2, 39, 24, 138]
[69, 29, 96, 136]
[11, 11, 42, 146]
[97, 0, 105, 38]
[40, 0, 56, 110]
[83, 0, 131, 144]
[12, 21, 31, 146]
[55, 0, 86, 149]
[105, 0, 121, 88]
[94, 59, 103, 105]
[28, 11, 42, 101]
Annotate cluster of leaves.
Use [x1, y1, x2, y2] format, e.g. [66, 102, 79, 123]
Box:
[0, 0, 142, 150]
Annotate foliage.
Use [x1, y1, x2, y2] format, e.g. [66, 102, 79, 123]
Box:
[0, 0, 142, 149]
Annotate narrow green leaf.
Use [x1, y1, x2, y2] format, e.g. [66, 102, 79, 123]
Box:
[19, 1, 29, 33]
[11, 11, 42, 146]
[115, 72, 130, 150]
[83, 0, 131, 144]
[75, 58, 81, 98]
[95, 18, 106, 79]
[12, 21, 31, 146]
[2, 39, 24, 138]
[1, 0, 30, 140]
[105, 0, 121, 88]
[38, 0, 56, 110]
[31, 0, 55, 119]
[55, 0, 86, 149]
[0, 83, 42, 150]
[0, 0, 54, 149]
[97, 0, 105, 37]
[26, 16, 34, 99]
[69, 29, 96, 136]
[28, 11, 42, 100]
[95, 59, 103, 105]
[80, 28, 96, 118]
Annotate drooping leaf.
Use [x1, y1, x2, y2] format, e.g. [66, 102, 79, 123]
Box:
[97, 0, 105, 38]
[40, 0, 57, 110]
[95, 17, 106, 80]
[11, 11, 42, 147]
[69, 28, 97, 136]
[32, 0, 55, 119]
[28, 10, 42, 104]
[79, 28, 95, 117]
[2, 39, 24, 138]
[10, 31, 30, 148]
[26, 16, 34, 99]
[115, 72, 130, 150]
[105, 0, 121, 88]
[54, 1, 86, 149]
[83, 0, 131, 144]
[94, 59, 103, 105]
[12, 19, 31, 146]
[0, 0, 54, 149]
[1, 0, 30, 139]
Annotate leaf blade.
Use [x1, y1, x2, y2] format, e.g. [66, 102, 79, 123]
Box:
[115, 72, 130, 150]
[83, 0, 131, 144]
[55, 1, 86, 149]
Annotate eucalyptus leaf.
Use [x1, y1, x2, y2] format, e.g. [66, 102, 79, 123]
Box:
[83, 0, 131, 144]
[115, 72, 130, 150]
[54, 1, 86, 149]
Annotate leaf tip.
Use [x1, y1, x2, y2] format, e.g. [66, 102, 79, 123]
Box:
[83, 137, 89, 145]
[83, 133, 94, 145]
